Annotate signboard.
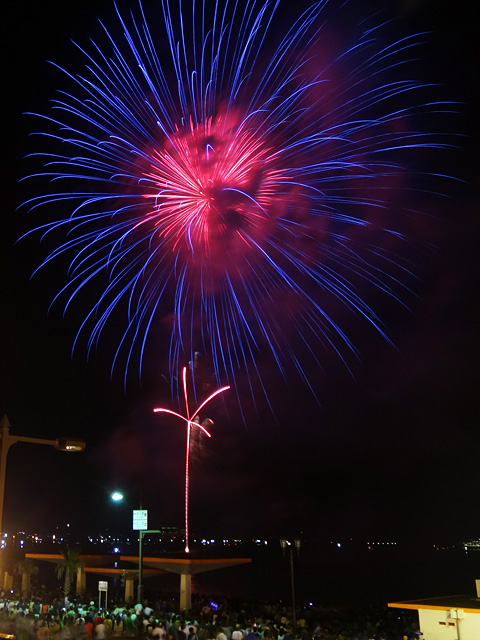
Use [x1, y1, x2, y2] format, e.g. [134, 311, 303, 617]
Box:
[133, 509, 148, 530]
[98, 580, 108, 609]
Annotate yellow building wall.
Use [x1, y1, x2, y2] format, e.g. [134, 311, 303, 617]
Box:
[419, 609, 480, 640]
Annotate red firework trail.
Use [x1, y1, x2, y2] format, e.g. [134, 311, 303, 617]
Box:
[153, 366, 230, 553]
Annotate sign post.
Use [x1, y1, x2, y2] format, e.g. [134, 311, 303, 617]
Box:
[133, 510, 148, 604]
[98, 580, 108, 610]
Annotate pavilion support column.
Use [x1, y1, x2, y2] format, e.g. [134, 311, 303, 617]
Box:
[76, 567, 86, 596]
[179, 573, 191, 612]
[125, 578, 134, 603]
[3, 571, 12, 591]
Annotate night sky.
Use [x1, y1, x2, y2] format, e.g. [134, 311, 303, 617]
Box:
[1, 0, 479, 547]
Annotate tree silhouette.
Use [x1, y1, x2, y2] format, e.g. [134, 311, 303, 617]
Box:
[55, 549, 83, 603]
[15, 557, 38, 599]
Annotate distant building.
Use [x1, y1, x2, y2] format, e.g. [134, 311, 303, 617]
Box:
[463, 538, 480, 551]
[389, 581, 480, 640]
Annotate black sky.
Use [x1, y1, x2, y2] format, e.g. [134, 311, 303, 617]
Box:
[1, 0, 479, 546]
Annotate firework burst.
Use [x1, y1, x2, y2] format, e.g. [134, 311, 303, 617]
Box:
[21, 0, 456, 414]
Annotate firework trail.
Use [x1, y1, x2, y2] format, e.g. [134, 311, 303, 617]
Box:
[21, 0, 456, 414]
[154, 366, 229, 552]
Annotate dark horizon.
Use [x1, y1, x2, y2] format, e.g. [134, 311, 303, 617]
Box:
[2, 531, 480, 606]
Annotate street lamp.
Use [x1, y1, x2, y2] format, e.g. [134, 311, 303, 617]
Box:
[0, 414, 86, 532]
[137, 528, 160, 604]
[280, 538, 301, 635]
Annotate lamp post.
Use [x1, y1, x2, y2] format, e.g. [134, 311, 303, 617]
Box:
[0, 414, 86, 532]
[137, 528, 160, 604]
[280, 538, 301, 635]
[110, 491, 159, 604]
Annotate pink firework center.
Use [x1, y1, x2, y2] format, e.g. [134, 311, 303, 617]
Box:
[153, 366, 230, 553]
[143, 113, 288, 264]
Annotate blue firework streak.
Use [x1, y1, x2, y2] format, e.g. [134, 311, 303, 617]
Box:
[20, 0, 456, 413]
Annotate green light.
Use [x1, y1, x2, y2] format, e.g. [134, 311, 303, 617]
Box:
[111, 491, 124, 502]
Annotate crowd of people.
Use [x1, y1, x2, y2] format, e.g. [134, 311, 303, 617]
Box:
[0, 590, 419, 640]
